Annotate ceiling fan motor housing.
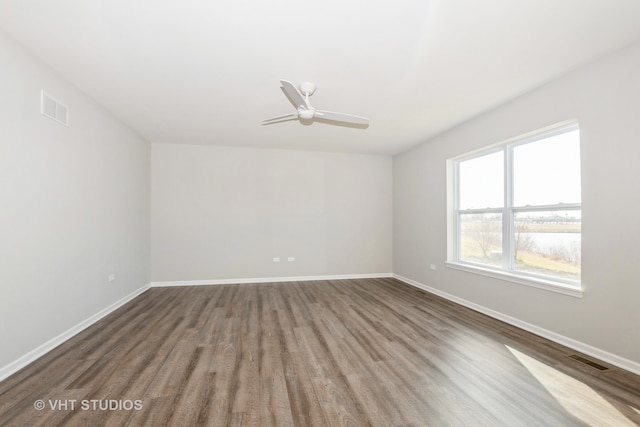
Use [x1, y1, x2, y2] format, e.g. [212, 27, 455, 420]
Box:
[298, 107, 315, 120]
[299, 81, 316, 96]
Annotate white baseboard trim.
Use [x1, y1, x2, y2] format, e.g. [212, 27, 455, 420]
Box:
[0, 274, 392, 382]
[0, 283, 151, 383]
[150, 273, 393, 287]
[393, 274, 640, 376]
[11, 272, 635, 385]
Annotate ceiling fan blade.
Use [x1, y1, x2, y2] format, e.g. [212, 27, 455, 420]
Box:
[315, 110, 369, 125]
[262, 113, 298, 124]
[280, 80, 309, 109]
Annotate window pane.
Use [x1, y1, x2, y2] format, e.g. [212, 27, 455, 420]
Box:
[513, 129, 581, 207]
[458, 151, 504, 209]
[460, 213, 502, 267]
[513, 210, 581, 281]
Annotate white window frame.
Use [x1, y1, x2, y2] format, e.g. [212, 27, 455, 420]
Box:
[446, 121, 582, 298]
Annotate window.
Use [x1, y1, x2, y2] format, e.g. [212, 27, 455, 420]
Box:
[448, 122, 581, 292]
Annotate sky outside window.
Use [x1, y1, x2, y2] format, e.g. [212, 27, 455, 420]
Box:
[514, 129, 581, 207]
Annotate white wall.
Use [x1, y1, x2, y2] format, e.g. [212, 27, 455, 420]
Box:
[3, 21, 638, 380]
[151, 144, 392, 282]
[0, 32, 150, 370]
[394, 40, 640, 368]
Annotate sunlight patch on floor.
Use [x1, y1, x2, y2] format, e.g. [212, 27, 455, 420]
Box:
[506, 346, 636, 426]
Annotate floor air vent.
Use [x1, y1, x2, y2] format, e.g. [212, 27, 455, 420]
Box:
[567, 354, 609, 371]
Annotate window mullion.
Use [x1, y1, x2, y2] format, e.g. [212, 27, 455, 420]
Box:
[504, 146, 514, 272]
[454, 161, 461, 261]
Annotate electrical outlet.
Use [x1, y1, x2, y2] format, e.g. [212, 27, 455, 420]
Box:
[287, 257, 295, 262]
[272, 257, 281, 263]
[429, 264, 436, 271]
[108, 273, 116, 282]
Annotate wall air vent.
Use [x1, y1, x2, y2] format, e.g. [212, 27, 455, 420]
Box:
[41, 91, 69, 126]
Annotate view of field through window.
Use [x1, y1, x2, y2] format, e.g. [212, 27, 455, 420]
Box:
[456, 126, 581, 284]
[459, 211, 581, 281]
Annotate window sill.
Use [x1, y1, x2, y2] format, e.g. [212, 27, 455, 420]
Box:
[445, 262, 583, 298]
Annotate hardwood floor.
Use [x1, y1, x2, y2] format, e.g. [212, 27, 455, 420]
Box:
[1, 278, 639, 426]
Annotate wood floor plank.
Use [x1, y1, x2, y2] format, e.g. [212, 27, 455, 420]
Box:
[1, 278, 639, 426]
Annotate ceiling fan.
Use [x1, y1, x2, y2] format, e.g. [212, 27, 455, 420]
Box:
[262, 80, 369, 126]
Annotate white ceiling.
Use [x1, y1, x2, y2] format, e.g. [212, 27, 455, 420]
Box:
[2, 1, 640, 155]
